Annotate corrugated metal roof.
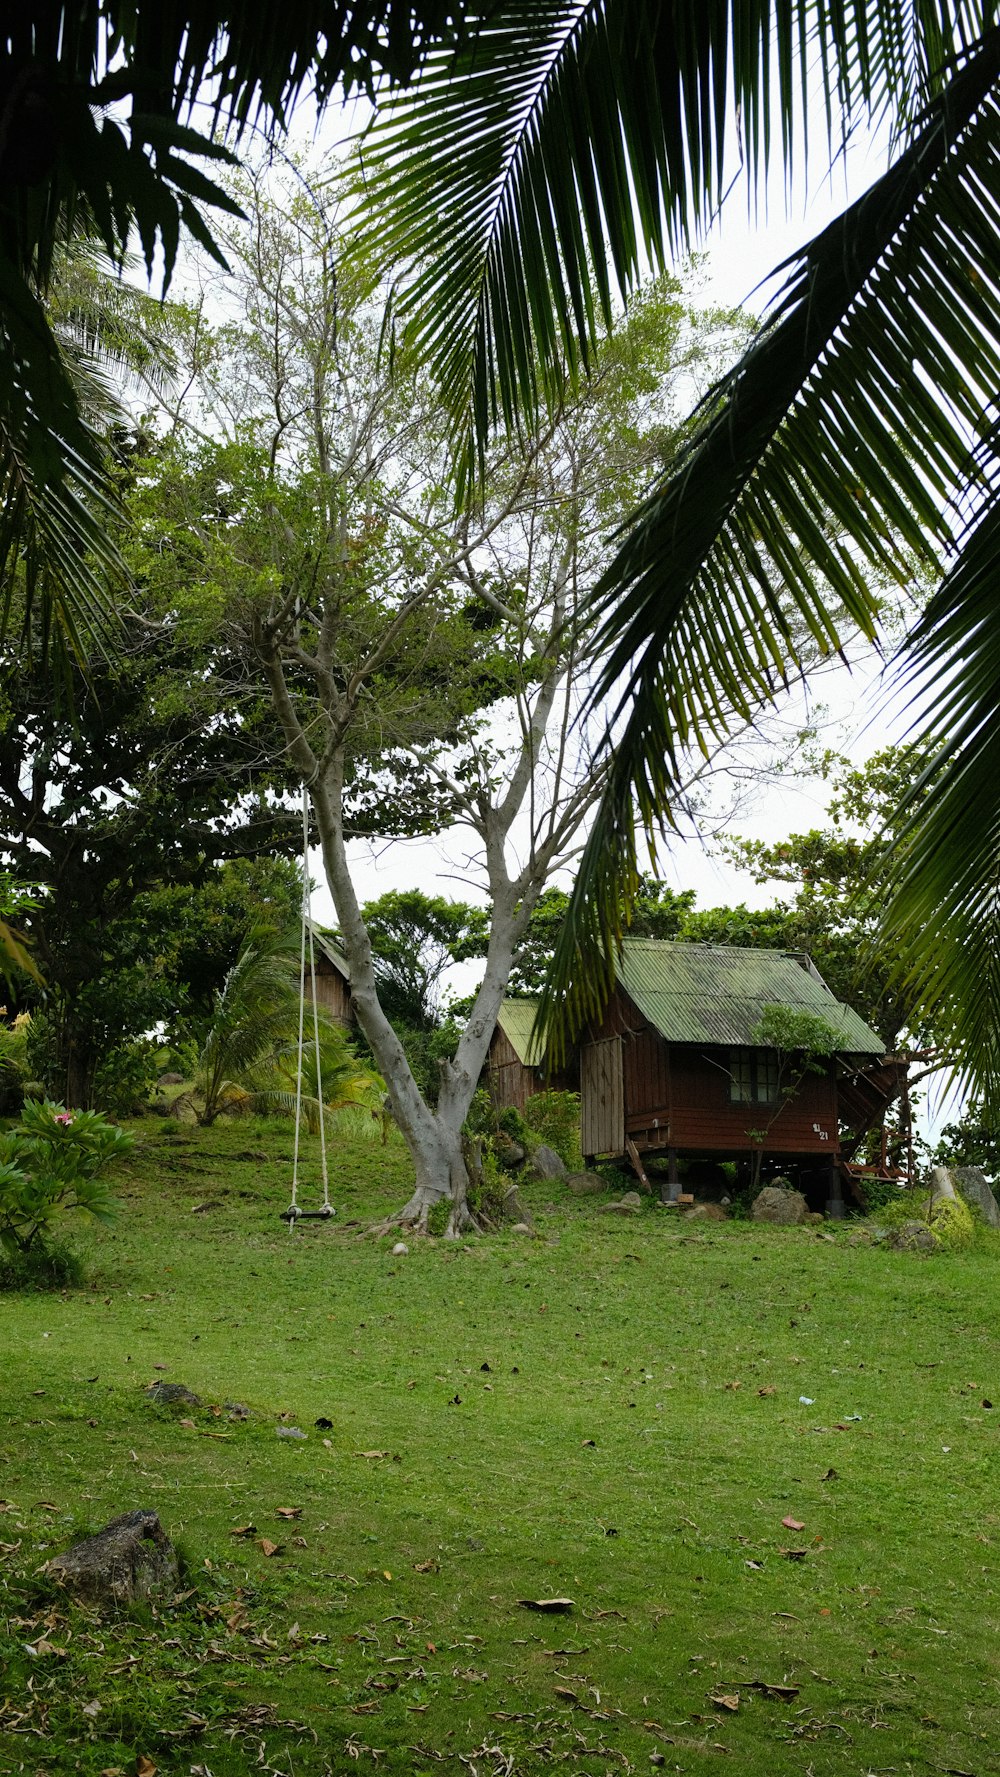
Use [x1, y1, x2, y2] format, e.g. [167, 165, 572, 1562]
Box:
[497, 998, 545, 1066]
[618, 941, 883, 1054]
[309, 922, 350, 980]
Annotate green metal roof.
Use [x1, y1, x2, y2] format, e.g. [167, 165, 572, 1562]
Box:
[309, 922, 350, 980]
[497, 999, 545, 1066]
[617, 941, 884, 1054]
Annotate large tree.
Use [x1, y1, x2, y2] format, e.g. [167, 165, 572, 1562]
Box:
[134, 167, 744, 1229]
[361, 3, 1000, 1101]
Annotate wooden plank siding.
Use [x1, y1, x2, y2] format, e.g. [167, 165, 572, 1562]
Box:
[581, 984, 841, 1161]
[581, 1036, 624, 1156]
[306, 961, 352, 1026]
[488, 1026, 539, 1111]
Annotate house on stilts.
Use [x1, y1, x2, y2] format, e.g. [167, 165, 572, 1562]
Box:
[578, 940, 902, 1216]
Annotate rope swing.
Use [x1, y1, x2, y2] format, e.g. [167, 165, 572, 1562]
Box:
[280, 786, 335, 1228]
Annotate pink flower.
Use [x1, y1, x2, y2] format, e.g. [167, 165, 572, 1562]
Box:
[54, 1111, 74, 1126]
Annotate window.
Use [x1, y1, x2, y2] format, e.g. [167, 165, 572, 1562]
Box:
[729, 1047, 780, 1104]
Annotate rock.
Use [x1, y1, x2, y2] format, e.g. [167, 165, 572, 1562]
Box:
[807, 1211, 825, 1223]
[929, 1165, 958, 1204]
[598, 1200, 640, 1215]
[751, 1185, 809, 1226]
[46, 1510, 179, 1608]
[501, 1182, 533, 1228]
[495, 1135, 526, 1167]
[847, 1228, 873, 1246]
[885, 1219, 940, 1254]
[510, 1221, 533, 1235]
[682, 1202, 727, 1222]
[145, 1381, 201, 1408]
[619, 1190, 642, 1207]
[565, 1172, 607, 1195]
[529, 1144, 567, 1180]
[391, 1241, 409, 1256]
[157, 1072, 184, 1087]
[953, 1165, 1000, 1229]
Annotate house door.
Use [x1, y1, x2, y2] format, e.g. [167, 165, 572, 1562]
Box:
[581, 1036, 624, 1158]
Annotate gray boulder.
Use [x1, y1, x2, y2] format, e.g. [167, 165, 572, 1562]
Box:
[145, 1381, 201, 1408]
[751, 1185, 809, 1225]
[885, 1219, 940, 1254]
[953, 1165, 1000, 1229]
[46, 1510, 179, 1608]
[529, 1144, 567, 1180]
[564, 1172, 606, 1196]
[157, 1072, 184, 1087]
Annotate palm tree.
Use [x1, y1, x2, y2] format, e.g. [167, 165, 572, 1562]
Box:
[361, 2, 1000, 1100]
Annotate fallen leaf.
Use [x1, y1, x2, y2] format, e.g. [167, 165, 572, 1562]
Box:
[780, 1547, 808, 1561]
[276, 1506, 302, 1519]
[757, 1386, 777, 1397]
[179, 1418, 195, 1430]
[745, 1560, 764, 1571]
[383, 1570, 392, 1580]
[82, 1699, 102, 1718]
[781, 1516, 805, 1531]
[258, 1538, 283, 1557]
[710, 1693, 740, 1712]
[136, 1762, 158, 1777]
[413, 1559, 439, 1573]
[747, 1680, 800, 1700]
[518, 1598, 574, 1613]
[553, 1686, 579, 1703]
[229, 1523, 257, 1538]
[820, 1468, 839, 1482]
[355, 1450, 388, 1460]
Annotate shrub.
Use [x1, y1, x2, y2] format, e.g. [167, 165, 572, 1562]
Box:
[0, 1101, 131, 1265]
[930, 1194, 975, 1251]
[523, 1091, 582, 1169]
[861, 1175, 907, 1214]
[0, 1238, 85, 1291]
[92, 1040, 159, 1118]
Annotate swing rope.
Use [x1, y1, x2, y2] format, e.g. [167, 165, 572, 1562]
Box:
[284, 786, 334, 1227]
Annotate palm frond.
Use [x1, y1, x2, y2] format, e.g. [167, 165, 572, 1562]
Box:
[359, 0, 990, 488]
[540, 24, 1000, 1053]
[879, 495, 1000, 1107]
[0, 266, 127, 660]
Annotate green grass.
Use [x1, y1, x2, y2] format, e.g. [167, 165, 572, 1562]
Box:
[2, 1117, 1000, 1775]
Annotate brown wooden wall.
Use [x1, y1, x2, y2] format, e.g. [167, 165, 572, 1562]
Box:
[306, 959, 353, 1026]
[581, 986, 840, 1159]
[488, 1027, 539, 1111]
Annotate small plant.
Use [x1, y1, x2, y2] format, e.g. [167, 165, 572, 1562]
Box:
[0, 1101, 131, 1263]
[523, 1090, 583, 1168]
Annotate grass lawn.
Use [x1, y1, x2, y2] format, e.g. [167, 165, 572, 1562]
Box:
[2, 1115, 999, 1776]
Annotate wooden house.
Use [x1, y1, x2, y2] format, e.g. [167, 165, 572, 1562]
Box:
[305, 923, 353, 1026]
[487, 999, 547, 1110]
[579, 941, 886, 1215]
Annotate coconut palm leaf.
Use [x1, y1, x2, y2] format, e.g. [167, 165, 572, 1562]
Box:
[359, 0, 986, 491]
[538, 22, 1000, 1053]
[878, 494, 1000, 1106]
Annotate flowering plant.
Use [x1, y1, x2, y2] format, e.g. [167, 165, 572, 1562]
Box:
[0, 1101, 131, 1255]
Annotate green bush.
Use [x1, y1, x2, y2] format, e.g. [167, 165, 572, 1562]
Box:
[0, 1237, 85, 1291]
[0, 1101, 131, 1269]
[523, 1090, 582, 1169]
[92, 1040, 159, 1118]
[861, 1174, 907, 1214]
[930, 1194, 975, 1251]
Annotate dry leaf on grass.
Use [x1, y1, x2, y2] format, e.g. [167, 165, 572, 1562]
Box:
[276, 1506, 302, 1519]
[230, 1523, 257, 1538]
[413, 1559, 439, 1573]
[135, 1761, 157, 1777]
[355, 1450, 388, 1460]
[518, 1598, 574, 1613]
[781, 1517, 805, 1531]
[553, 1686, 579, 1703]
[258, 1538, 283, 1557]
[710, 1693, 740, 1712]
